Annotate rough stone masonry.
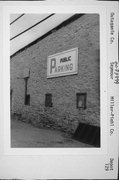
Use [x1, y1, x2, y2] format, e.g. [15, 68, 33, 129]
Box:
[10, 14, 100, 134]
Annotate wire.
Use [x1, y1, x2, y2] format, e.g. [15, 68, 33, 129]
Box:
[10, 14, 25, 25]
[10, 14, 55, 41]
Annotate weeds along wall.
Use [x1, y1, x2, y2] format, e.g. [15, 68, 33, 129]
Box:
[10, 14, 100, 133]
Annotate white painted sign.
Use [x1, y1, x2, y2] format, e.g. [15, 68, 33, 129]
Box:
[47, 48, 78, 78]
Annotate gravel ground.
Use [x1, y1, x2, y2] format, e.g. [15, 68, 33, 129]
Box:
[11, 118, 92, 148]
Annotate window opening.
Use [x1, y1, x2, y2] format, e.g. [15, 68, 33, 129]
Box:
[76, 93, 87, 109]
[24, 77, 30, 105]
[45, 94, 53, 107]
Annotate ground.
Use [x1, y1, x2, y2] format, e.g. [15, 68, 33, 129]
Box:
[11, 118, 92, 148]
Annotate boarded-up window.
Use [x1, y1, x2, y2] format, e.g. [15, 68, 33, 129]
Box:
[45, 94, 52, 107]
[76, 93, 87, 109]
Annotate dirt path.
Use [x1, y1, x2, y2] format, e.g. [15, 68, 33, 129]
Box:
[11, 118, 92, 148]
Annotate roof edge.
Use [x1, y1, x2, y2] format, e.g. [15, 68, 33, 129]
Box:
[10, 14, 84, 59]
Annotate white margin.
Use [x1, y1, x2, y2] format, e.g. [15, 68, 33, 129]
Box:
[3, 4, 107, 156]
[1, 1, 118, 179]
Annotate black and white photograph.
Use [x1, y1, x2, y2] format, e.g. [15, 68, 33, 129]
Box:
[0, 1, 118, 179]
[10, 13, 100, 148]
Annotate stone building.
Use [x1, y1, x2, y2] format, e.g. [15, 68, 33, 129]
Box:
[10, 14, 100, 137]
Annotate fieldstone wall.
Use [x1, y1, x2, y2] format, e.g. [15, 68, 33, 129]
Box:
[10, 14, 100, 134]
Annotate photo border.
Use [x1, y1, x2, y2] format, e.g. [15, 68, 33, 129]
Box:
[1, 1, 118, 179]
[3, 4, 107, 155]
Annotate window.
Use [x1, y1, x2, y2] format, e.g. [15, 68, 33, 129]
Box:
[25, 94, 30, 105]
[76, 93, 87, 109]
[24, 77, 30, 106]
[45, 94, 53, 107]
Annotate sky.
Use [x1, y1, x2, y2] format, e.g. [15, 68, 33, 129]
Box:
[10, 14, 74, 56]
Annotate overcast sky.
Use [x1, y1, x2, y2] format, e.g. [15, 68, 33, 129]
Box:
[10, 14, 74, 56]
